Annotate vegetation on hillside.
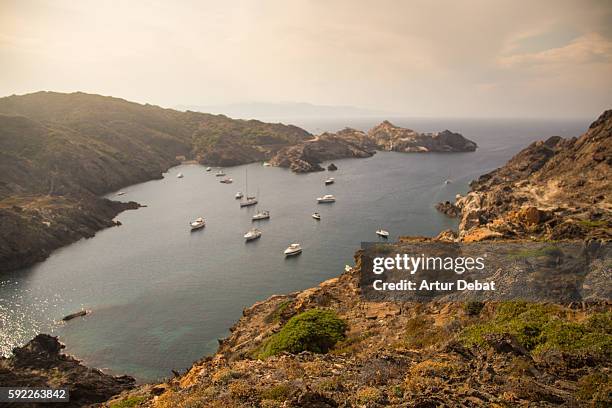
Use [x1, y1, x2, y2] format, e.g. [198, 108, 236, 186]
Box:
[257, 308, 347, 358]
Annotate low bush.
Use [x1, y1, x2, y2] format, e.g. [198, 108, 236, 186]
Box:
[258, 308, 347, 358]
[460, 302, 611, 356]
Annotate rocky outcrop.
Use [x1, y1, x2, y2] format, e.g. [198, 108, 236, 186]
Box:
[269, 131, 374, 173]
[435, 200, 461, 217]
[368, 120, 477, 152]
[441, 110, 611, 242]
[270, 123, 477, 173]
[0, 334, 135, 407]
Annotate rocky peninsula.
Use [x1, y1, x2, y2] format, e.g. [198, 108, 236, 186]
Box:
[269, 122, 477, 173]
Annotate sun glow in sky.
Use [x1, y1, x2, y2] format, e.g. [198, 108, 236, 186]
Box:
[1, 0, 610, 117]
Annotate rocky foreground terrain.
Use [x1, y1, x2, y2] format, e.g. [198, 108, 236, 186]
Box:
[269, 122, 477, 173]
[101, 112, 610, 407]
[0, 334, 135, 407]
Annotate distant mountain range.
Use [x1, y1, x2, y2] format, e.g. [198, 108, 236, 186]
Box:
[175, 102, 394, 120]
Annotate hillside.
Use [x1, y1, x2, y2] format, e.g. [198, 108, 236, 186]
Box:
[436, 110, 611, 242]
[0, 91, 311, 272]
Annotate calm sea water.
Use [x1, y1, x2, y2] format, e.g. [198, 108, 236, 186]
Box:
[0, 117, 590, 381]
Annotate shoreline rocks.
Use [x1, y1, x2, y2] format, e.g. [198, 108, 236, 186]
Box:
[0, 334, 135, 407]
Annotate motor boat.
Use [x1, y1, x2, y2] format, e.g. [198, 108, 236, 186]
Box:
[263, 162, 271, 167]
[190, 217, 206, 230]
[244, 228, 262, 241]
[317, 194, 336, 203]
[177, 173, 184, 178]
[246, 195, 256, 200]
[240, 198, 258, 207]
[312, 212, 321, 220]
[252, 210, 270, 221]
[444, 179, 452, 184]
[215, 171, 226, 177]
[206, 167, 212, 171]
[220, 177, 233, 184]
[284, 243, 302, 256]
[376, 229, 390, 238]
[116, 191, 125, 196]
[235, 192, 244, 199]
[324, 177, 335, 185]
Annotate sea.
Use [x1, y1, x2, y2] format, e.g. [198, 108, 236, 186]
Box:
[0, 117, 590, 381]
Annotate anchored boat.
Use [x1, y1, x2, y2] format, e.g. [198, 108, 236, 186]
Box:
[317, 194, 336, 203]
[252, 210, 270, 221]
[376, 229, 389, 238]
[190, 217, 206, 230]
[284, 243, 302, 257]
[244, 228, 262, 241]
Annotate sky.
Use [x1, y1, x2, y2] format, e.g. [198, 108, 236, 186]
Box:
[0, 0, 611, 118]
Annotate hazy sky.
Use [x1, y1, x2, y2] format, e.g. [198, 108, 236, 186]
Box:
[1, 0, 611, 118]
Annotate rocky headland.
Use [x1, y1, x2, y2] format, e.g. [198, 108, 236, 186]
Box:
[437, 110, 611, 243]
[103, 111, 610, 407]
[0, 334, 135, 407]
[269, 122, 477, 173]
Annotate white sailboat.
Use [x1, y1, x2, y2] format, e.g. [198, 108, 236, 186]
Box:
[240, 167, 257, 207]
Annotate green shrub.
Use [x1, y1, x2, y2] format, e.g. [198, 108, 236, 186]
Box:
[460, 302, 611, 356]
[258, 309, 347, 358]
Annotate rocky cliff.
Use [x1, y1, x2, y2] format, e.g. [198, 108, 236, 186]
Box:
[439, 110, 611, 242]
[0, 334, 135, 407]
[269, 122, 477, 173]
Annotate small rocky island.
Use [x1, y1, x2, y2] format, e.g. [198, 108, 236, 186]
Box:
[269, 121, 477, 173]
